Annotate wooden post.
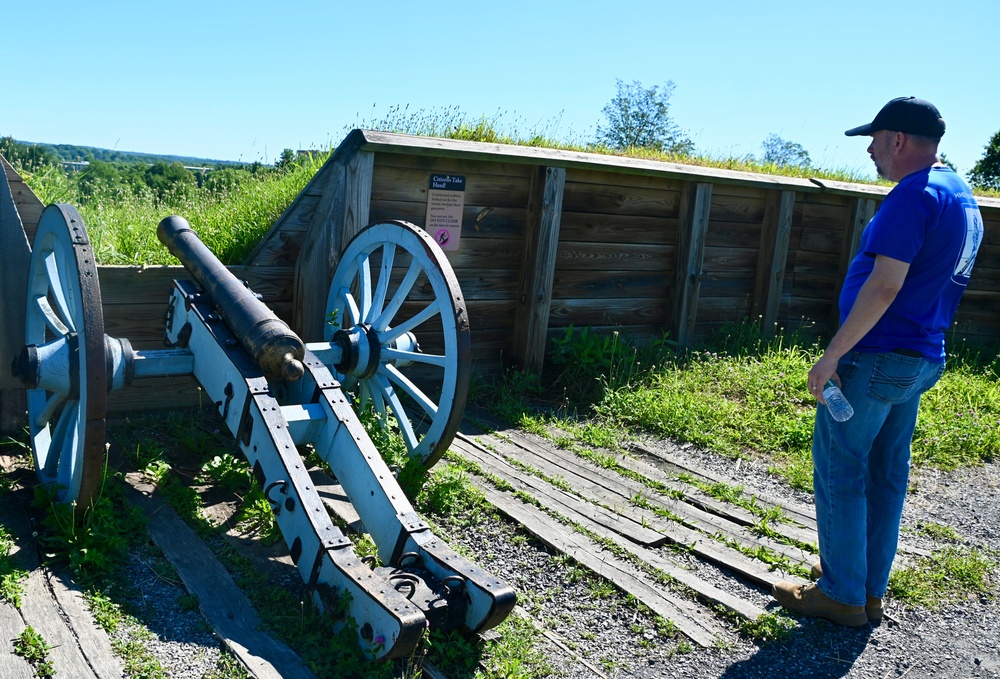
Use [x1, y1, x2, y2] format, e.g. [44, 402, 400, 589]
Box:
[751, 190, 795, 339]
[0, 156, 35, 434]
[292, 150, 373, 340]
[670, 182, 712, 349]
[512, 166, 565, 375]
[829, 197, 877, 328]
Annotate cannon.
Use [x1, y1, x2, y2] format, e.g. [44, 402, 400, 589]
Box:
[11, 203, 515, 659]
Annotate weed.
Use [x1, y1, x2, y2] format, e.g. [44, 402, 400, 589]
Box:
[0, 524, 28, 607]
[888, 547, 997, 609]
[919, 522, 962, 543]
[415, 465, 485, 521]
[203, 652, 251, 679]
[199, 453, 252, 493]
[13, 625, 55, 678]
[234, 482, 281, 544]
[739, 612, 796, 642]
[34, 478, 145, 585]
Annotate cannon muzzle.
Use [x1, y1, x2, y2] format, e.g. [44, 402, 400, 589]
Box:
[157, 215, 305, 382]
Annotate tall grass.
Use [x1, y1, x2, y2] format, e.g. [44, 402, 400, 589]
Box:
[82, 153, 329, 265]
[551, 322, 1000, 491]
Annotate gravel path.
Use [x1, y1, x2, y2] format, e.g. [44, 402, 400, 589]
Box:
[439, 438, 1000, 679]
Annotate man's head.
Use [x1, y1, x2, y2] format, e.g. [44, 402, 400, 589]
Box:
[845, 97, 945, 139]
[846, 97, 945, 181]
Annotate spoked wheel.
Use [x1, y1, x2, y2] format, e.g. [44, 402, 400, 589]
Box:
[325, 221, 470, 467]
[19, 204, 107, 509]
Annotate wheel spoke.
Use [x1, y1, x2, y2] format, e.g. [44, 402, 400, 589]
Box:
[34, 391, 68, 430]
[336, 286, 361, 327]
[372, 259, 422, 331]
[370, 243, 395, 323]
[355, 252, 373, 322]
[381, 364, 438, 417]
[377, 374, 420, 453]
[34, 296, 71, 336]
[44, 401, 79, 478]
[382, 347, 447, 368]
[43, 251, 76, 333]
[381, 303, 441, 344]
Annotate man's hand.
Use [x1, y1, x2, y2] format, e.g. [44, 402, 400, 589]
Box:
[808, 355, 841, 405]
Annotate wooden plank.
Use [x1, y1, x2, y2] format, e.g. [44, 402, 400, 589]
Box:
[0, 155, 31, 434]
[453, 439, 668, 547]
[370, 201, 527, 239]
[20, 569, 100, 678]
[124, 472, 316, 679]
[752, 190, 796, 338]
[470, 430, 816, 569]
[513, 166, 565, 374]
[547, 298, 667, 327]
[561, 178, 681, 217]
[629, 442, 818, 530]
[453, 450, 766, 622]
[551, 269, 669, 301]
[371, 164, 531, 207]
[293, 150, 373, 340]
[0, 155, 43, 242]
[0, 602, 33, 679]
[97, 265, 295, 306]
[469, 479, 727, 648]
[46, 574, 123, 679]
[554, 241, 674, 271]
[357, 130, 821, 192]
[515, 430, 820, 554]
[612, 452, 819, 548]
[559, 211, 677, 245]
[671, 182, 712, 348]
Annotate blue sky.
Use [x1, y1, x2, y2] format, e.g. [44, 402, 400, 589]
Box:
[3, 0, 997, 180]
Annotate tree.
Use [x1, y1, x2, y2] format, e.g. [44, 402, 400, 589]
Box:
[0, 136, 60, 170]
[144, 161, 196, 201]
[760, 134, 811, 168]
[596, 79, 694, 155]
[968, 130, 1000, 191]
[275, 148, 296, 171]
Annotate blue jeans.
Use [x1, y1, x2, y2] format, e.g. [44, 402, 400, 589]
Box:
[813, 350, 944, 606]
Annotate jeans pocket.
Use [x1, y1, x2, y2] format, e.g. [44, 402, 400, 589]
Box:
[866, 353, 923, 404]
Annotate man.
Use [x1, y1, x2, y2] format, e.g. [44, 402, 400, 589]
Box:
[772, 97, 984, 626]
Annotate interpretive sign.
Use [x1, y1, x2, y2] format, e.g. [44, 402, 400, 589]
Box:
[425, 174, 465, 251]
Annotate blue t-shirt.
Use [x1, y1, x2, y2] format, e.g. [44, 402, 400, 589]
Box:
[838, 166, 983, 362]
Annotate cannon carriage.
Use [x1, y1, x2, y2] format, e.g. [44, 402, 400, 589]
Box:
[7, 199, 515, 660]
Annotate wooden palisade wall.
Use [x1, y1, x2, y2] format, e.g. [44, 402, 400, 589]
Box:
[266, 131, 1000, 380]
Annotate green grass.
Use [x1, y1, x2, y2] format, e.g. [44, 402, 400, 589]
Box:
[888, 547, 997, 609]
[581, 326, 1000, 491]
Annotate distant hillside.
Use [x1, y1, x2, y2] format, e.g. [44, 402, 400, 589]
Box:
[13, 139, 245, 167]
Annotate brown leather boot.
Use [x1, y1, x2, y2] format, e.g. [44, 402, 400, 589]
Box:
[809, 561, 884, 622]
[772, 581, 868, 627]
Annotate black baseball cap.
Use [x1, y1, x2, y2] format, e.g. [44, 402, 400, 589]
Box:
[845, 97, 946, 138]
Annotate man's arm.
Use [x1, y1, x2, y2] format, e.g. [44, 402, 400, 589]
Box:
[808, 254, 910, 403]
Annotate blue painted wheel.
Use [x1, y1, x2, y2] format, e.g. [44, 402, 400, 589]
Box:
[23, 205, 107, 509]
[325, 221, 470, 467]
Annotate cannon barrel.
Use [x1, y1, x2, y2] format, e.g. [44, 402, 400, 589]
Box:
[157, 215, 305, 382]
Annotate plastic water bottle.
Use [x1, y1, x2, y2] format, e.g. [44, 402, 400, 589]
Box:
[822, 380, 854, 422]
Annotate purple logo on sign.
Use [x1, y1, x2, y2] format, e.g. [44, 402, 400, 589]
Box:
[435, 229, 450, 246]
